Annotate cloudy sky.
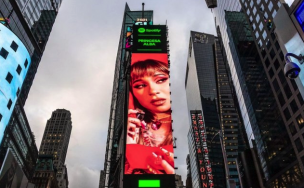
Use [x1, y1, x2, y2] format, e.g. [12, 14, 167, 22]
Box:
[23, 0, 294, 187]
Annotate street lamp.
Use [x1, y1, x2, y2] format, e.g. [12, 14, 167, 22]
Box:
[210, 130, 232, 188]
[284, 53, 304, 79]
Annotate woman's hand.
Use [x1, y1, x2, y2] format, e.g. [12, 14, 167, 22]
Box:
[127, 109, 141, 144]
[147, 147, 175, 174]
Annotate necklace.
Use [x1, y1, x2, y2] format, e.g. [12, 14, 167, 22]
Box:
[151, 115, 171, 130]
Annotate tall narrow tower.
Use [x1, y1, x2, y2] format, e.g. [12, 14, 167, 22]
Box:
[39, 109, 72, 188]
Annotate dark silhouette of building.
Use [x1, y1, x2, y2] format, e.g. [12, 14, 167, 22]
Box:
[0, 0, 63, 182]
[38, 109, 72, 188]
[30, 155, 59, 188]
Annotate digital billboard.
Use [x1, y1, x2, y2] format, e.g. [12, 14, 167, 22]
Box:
[0, 23, 31, 143]
[124, 24, 175, 188]
[132, 25, 167, 53]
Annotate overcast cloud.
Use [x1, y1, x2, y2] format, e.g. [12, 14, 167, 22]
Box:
[24, 0, 217, 187]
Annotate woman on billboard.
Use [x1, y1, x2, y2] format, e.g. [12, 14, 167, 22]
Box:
[125, 59, 174, 174]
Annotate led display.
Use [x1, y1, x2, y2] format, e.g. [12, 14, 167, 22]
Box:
[125, 53, 174, 175]
[0, 23, 31, 143]
[124, 24, 175, 188]
[132, 25, 167, 53]
[295, 1, 304, 32]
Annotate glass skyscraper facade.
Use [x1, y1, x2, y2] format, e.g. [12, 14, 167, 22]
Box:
[210, 0, 304, 186]
[0, 0, 62, 181]
[186, 32, 226, 188]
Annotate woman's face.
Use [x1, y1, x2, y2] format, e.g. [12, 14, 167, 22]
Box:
[132, 71, 171, 113]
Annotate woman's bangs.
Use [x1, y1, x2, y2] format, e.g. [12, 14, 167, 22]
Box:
[131, 63, 168, 83]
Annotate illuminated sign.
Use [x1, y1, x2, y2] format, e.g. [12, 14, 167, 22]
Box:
[0, 23, 31, 143]
[191, 110, 214, 188]
[0, 18, 9, 26]
[125, 26, 132, 50]
[124, 24, 175, 188]
[135, 18, 153, 25]
[132, 25, 167, 53]
[295, 1, 304, 32]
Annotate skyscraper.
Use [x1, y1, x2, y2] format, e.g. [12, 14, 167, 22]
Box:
[208, 0, 304, 186]
[186, 32, 225, 188]
[0, 0, 62, 180]
[39, 109, 72, 188]
[103, 4, 153, 187]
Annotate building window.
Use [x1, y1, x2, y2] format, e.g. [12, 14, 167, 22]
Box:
[6, 72, 13, 84]
[297, 115, 304, 129]
[259, 22, 263, 31]
[298, 93, 304, 105]
[257, 14, 260, 22]
[273, 59, 280, 70]
[272, 79, 279, 91]
[278, 92, 285, 106]
[290, 100, 298, 113]
[275, 41, 280, 51]
[10, 41, 18, 52]
[279, 51, 284, 61]
[253, 7, 257, 15]
[0, 48, 9, 59]
[272, 10, 277, 18]
[270, 49, 275, 59]
[295, 138, 303, 152]
[255, 31, 259, 39]
[24, 59, 28, 68]
[16, 65, 22, 75]
[268, 1, 273, 11]
[283, 108, 291, 121]
[284, 84, 292, 99]
[269, 68, 274, 78]
[264, 12, 268, 19]
[262, 30, 267, 40]
[289, 123, 297, 136]
[253, 23, 256, 30]
[250, 1, 253, 8]
[7, 99, 12, 110]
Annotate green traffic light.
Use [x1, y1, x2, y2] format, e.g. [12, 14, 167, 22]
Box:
[138, 180, 160, 187]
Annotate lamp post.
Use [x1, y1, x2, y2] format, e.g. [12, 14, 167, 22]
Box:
[211, 130, 231, 188]
[284, 53, 304, 79]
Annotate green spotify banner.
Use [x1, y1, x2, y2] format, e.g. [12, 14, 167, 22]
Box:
[132, 25, 167, 53]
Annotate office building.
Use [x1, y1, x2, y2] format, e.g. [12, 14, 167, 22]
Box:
[102, 3, 154, 187]
[38, 109, 72, 188]
[175, 174, 184, 188]
[99, 170, 105, 188]
[0, 0, 62, 181]
[208, 0, 304, 186]
[30, 155, 59, 188]
[185, 154, 192, 188]
[186, 32, 226, 188]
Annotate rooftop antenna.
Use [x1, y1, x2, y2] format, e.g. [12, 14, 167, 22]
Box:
[142, 2, 145, 18]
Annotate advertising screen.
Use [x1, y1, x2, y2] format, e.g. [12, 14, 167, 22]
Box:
[0, 148, 28, 187]
[0, 23, 31, 143]
[132, 25, 167, 53]
[124, 24, 175, 188]
[125, 53, 174, 175]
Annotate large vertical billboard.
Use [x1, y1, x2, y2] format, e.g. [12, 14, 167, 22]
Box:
[0, 23, 31, 143]
[124, 25, 175, 188]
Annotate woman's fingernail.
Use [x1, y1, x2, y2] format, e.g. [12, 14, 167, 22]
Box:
[152, 152, 157, 157]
